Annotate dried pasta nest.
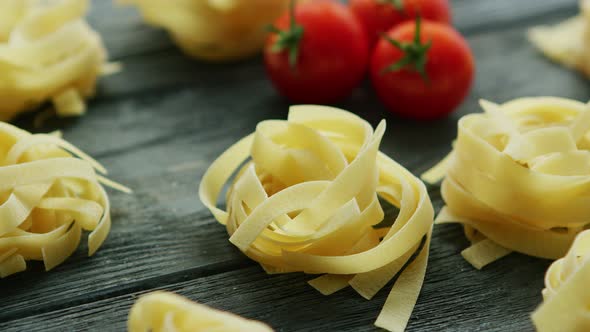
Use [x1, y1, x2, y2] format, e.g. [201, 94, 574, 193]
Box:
[200, 105, 434, 332]
[0, 0, 109, 121]
[423, 97, 590, 269]
[0, 122, 128, 278]
[532, 230, 590, 331]
[120, 0, 289, 61]
[528, 0, 590, 77]
[128, 291, 274, 332]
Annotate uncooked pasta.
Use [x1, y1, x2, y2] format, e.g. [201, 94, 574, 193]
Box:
[423, 97, 590, 269]
[120, 0, 289, 62]
[200, 105, 434, 332]
[532, 229, 590, 332]
[0, 0, 108, 120]
[0, 122, 129, 278]
[128, 291, 274, 332]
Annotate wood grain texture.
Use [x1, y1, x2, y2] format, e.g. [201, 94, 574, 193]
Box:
[0, 0, 584, 331]
[0, 224, 549, 332]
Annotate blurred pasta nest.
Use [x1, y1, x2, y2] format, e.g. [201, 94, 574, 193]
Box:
[425, 97, 590, 268]
[0, 0, 107, 121]
[529, 0, 590, 77]
[121, 0, 289, 61]
[128, 291, 274, 332]
[532, 230, 590, 331]
[0, 122, 121, 278]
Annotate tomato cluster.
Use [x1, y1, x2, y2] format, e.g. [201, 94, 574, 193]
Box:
[264, 0, 475, 120]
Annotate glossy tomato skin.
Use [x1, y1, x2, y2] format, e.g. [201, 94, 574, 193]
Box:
[371, 20, 474, 120]
[350, 0, 451, 47]
[264, 0, 369, 103]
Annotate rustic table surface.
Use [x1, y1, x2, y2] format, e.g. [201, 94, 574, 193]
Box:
[0, 0, 585, 331]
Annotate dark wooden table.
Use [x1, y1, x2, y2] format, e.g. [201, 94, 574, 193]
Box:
[0, 1, 586, 331]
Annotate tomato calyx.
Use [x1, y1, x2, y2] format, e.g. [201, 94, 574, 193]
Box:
[268, 0, 303, 68]
[377, 0, 404, 12]
[380, 16, 432, 81]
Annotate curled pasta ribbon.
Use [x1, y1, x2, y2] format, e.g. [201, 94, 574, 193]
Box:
[0, 0, 108, 120]
[120, 0, 288, 61]
[0, 122, 129, 278]
[528, 0, 590, 77]
[200, 105, 434, 332]
[422, 97, 590, 269]
[532, 230, 590, 332]
[128, 291, 274, 332]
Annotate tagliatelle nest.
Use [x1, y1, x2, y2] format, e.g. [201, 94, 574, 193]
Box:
[532, 230, 590, 331]
[0, 0, 109, 121]
[528, 0, 590, 77]
[128, 291, 274, 332]
[0, 122, 129, 278]
[423, 97, 590, 269]
[200, 105, 434, 332]
[120, 0, 289, 61]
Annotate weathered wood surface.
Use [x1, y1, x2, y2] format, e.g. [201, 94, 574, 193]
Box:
[0, 0, 585, 331]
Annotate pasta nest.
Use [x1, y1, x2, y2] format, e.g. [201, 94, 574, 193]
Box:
[532, 230, 590, 332]
[0, 0, 107, 120]
[528, 0, 590, 77]
[424, 97, 590, 269]
[128, 291, 274, 332]
[0, 122, 124, 278]
[121, 0, 289, 61]
[200, 105, 434, 332]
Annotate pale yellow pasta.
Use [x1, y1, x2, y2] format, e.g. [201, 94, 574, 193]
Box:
[0, 0, 108, 120]
[128, 291, 274, 332]
[532, 230, 590, 332]
[422, 97, 590, 269]
[120, 0, 289, 61]
[0, 121, 129, 278]
[528, 0, 590, 77]
[199, 105, 434, 332]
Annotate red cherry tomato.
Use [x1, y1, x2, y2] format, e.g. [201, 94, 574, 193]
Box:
[350, 0, 451, 47]
[370, 18, 474, 120]
[264, 0, 369, 103]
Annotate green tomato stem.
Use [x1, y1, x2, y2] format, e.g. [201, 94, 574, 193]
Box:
[380, 16, 432, 82]
[268, 0, 304, 69]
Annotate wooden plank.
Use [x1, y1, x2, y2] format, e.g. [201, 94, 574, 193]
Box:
[452, 0, 577, 34]
[87, 2, 173, 61]
[0, 130, 259, 321]
[0, 223, 548, 331]
[0, 202, 250, 322]
[1, 0, 587, 331]
[83, 2, 579, 100]
[0, 86, 293, 319]
[1, 87, 286, 319]
[20, 8, 584, 159]
[21, 80, 288, 160]
[85, 0, 577, 60]
[2, 20, 581, 328]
